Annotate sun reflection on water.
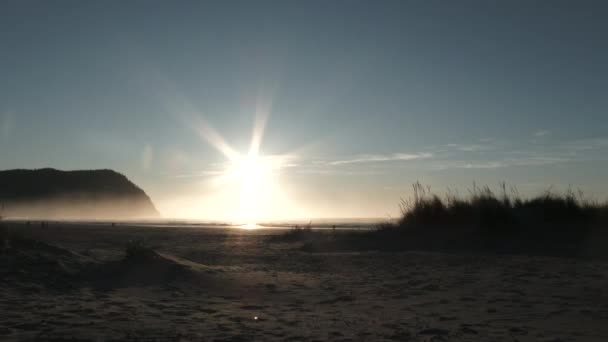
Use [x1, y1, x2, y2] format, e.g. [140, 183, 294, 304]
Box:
[239, 223, 261, 229]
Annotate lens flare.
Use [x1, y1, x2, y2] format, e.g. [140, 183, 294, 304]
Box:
[171, 87, 296, 222]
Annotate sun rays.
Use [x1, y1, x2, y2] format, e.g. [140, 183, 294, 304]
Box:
[177, 93, 288, 224]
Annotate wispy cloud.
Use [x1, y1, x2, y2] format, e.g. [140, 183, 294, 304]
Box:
[562, 137, 608, 151]
[307, 135, 608, 173]
[444, 143, 488, 152]
[534, 130, 550, 137]
[328, 152, 433, 165]
[295, 167, 384, 176]
[165, 135, 608, 179]
[455, 156, 571, 169]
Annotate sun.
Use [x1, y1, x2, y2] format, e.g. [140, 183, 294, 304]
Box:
[178, 92, 299, 222]
[230, 153, 268, 190]
[226, 152, 274, 223]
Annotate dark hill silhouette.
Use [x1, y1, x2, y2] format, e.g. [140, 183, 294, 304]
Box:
[0, 168, 159, 219]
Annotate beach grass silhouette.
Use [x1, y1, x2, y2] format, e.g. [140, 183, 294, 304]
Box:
[274, 182, 608, 256]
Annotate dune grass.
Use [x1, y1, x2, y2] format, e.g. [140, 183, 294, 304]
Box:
[273, 182, 608, 256]
[268, 222, 315, 242]
[394, 182, 607, 231]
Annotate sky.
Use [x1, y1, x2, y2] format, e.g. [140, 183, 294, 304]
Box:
[1, 0, 608, 221]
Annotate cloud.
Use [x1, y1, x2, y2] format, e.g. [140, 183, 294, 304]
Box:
[328, 152, 433, 165]
[438, 156, 571, 170]
[166, 134, 608, 179]
[562, 137, 608, 151]
[462, 161, 504, 169]
[444, 143, 488, 152]
[294, 166, 383, 176]
[534, 130, 550, 137]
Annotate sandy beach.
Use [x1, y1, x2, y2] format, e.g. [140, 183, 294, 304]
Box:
[3, 1, 608, 341]
[1, 223, 608, 341]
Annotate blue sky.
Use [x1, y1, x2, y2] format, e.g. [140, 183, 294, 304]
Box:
[1, 1, 607, 220]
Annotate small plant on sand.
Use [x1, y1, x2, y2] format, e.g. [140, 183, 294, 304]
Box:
[125, 239, 157, 260]
[286, 224, 313, 238]
[269, 221, 316, 242]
